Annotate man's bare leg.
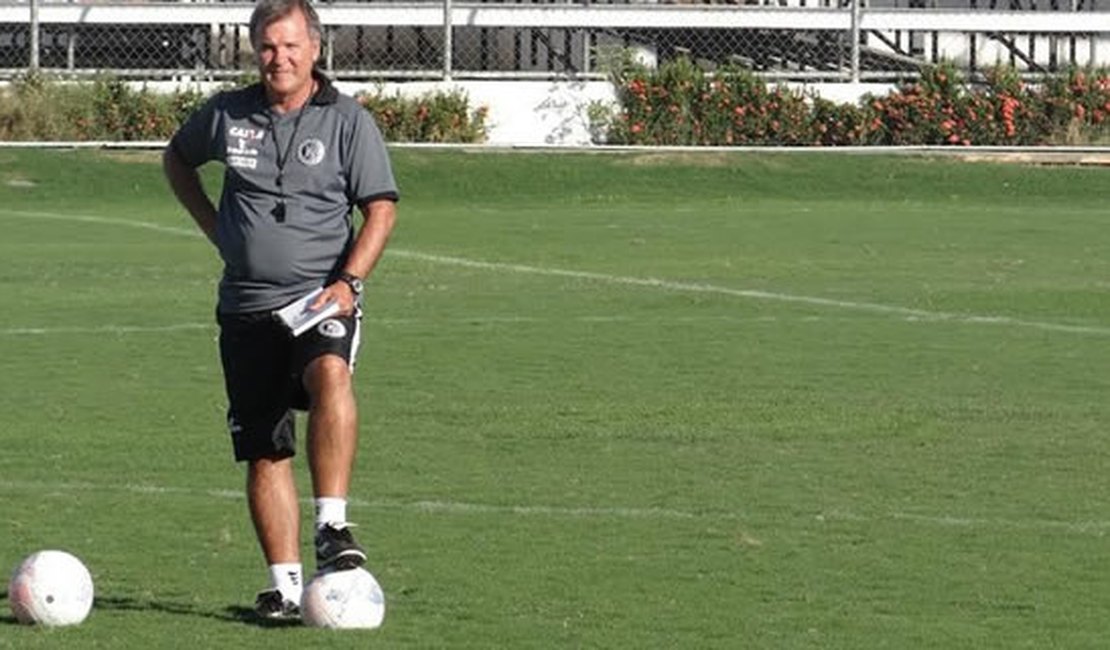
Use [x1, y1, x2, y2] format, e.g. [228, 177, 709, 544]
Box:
[304, 354, 366, 570]
[247, 456, 301, 564]
[305, 354, 358, 499]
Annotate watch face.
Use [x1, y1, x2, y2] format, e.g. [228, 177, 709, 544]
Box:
[343, 275, 363, 294]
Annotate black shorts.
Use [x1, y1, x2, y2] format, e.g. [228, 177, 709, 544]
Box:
[217, 307, 361, 462]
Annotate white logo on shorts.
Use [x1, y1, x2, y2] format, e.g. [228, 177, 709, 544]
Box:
[298, 138, 326, 166]
[317, 318, 347, 339]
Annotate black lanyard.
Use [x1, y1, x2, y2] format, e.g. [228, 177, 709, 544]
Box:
[266, 104, 308, 223]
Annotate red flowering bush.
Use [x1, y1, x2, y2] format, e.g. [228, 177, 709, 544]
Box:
[809, 97, 871, 146]
[864, 63, 973, 145]
[971, 65, 1049, 144]
[862, 63, 1052, 146]
[599, 56, 1110, 147]
[356, 87, 488, 143]
[611, 59, 811, 146]
[1039, 67, 1110, 143]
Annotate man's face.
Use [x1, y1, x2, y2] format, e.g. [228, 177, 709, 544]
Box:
[256, 9, 320, 103]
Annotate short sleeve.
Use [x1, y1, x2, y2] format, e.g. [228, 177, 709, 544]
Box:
[170, 93, 223, 168]
[344, 108, 399, 206]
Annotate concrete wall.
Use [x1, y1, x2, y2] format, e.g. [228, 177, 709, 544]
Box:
[338, 80, 619, 148]
[333, 80, 893, 147]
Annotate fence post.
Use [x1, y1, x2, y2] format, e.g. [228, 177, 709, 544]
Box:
[67, 27, 75, 71]
[29, 0, 40, 71]
[443, 0, 453, 80]
[326, 26, 335, 72]
[850, 0, 861, 82]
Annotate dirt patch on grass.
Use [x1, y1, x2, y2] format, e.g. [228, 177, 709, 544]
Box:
[958, 150, 1110, 167]
[5, 175, 36, 187]
[616, 152, 742, 168]
[98, 149, 164, 165]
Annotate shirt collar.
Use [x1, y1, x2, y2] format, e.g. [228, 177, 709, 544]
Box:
[310, 69, 339, 106]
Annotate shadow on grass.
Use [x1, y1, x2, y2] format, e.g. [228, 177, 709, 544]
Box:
[2, 577, 300, 629]
[0, 588, 296, 629]
[91, 595, 301, 629]
[0, 590, 15, 625]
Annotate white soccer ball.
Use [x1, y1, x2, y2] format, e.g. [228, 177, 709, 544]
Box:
[7, 550, 94, 627]
[301, 567, 385, 629]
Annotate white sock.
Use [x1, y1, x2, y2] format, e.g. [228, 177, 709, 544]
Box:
[314, 497, 348, 529]
[269, 563, 303, 603]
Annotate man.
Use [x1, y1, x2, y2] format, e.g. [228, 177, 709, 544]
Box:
[163, 0, 397, 621]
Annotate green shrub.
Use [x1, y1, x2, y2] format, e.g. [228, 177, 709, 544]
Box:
[87, 77, 203, 141]
[0, 73, 203, 142]
[0, 73, 94, 141]
[0, 74, 488, 144]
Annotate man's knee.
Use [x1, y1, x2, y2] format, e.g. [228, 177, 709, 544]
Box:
[248, 455, 295, 488]
[304, 354, 352, 396]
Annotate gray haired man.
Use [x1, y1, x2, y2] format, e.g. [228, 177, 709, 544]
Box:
[163, 0, 398, 621]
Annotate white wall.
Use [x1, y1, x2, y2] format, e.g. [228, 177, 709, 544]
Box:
[334, 80, 893, 147]
[148, 79, 623, 146]
[336, 80, 619, 147]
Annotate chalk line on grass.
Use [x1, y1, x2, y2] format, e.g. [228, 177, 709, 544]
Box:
[0, 323, 213, 336]
[1, 478, 1106, 536]
[2, 207, 1108, 336]
[0, 479, 705, 522]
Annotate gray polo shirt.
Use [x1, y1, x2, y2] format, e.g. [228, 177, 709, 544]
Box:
[171, 74, 398, 314]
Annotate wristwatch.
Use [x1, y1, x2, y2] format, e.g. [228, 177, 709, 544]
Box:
[338, 271, 364, 296]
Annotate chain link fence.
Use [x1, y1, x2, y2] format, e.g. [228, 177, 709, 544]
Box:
[0, 1, 1107, 81]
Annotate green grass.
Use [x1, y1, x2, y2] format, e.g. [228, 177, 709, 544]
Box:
[2, 147, 1110, 648]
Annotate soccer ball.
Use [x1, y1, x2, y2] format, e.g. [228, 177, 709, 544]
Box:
[7, 550, 95, 627]
[301, 567, 385, 629]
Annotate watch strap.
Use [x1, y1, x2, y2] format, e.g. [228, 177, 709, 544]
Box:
[338, 271, 363, 295]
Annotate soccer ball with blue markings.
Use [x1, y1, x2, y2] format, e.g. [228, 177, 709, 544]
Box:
[301, 567, 385, 629]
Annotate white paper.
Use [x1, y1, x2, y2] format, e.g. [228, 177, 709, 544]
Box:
[273, 288, 340, 337]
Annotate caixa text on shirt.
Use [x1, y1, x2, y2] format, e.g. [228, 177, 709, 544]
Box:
[227, 125, 266, 170]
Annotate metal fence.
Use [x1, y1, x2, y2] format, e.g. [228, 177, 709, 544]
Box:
[0, 1, 1108, 81]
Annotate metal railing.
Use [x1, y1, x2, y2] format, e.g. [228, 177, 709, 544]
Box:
[1, 0, 1108, 81]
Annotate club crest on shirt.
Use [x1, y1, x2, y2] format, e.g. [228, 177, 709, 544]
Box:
[317, 318, 347, 339]
[298, 138, 326, 166]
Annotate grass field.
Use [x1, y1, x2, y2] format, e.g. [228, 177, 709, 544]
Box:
[1, 147, 1110, 648]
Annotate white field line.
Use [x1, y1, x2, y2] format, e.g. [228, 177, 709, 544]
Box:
[3, 207, 1109, 337]
[0, 208, 201, 238]
[2, 478, 1108, 536]
[0, 315, 932, 337]
[0, 479, 704, 522]
[390, 250, 1110, 336]
[886, 511, 1110, 536]
[0, 323, 213, 336]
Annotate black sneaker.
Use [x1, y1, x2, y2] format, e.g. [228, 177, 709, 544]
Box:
[315, 522, 367, 571]
[254, 589, 300, 621]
